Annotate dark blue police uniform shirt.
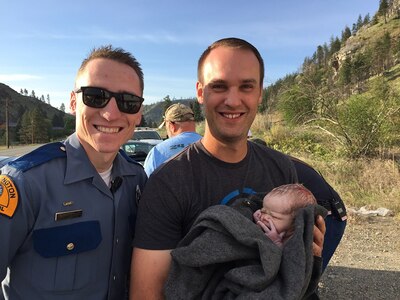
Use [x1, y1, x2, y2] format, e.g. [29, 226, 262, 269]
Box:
[0, 133, 146, 300]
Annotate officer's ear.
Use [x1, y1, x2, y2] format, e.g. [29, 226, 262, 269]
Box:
[70, 91, 77, 116]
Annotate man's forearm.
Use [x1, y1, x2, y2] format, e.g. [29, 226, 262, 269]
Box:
[130, 248, 172, 300]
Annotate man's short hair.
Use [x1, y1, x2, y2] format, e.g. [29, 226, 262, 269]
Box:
[76, 45, 144, 93]
[197, 37, 264, 86]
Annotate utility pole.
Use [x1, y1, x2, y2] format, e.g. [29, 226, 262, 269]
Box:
[31, 117, 34, 144]
[6, 96, 10, 148]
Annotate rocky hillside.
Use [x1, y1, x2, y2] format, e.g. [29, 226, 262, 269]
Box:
[332, 1, 400, 76]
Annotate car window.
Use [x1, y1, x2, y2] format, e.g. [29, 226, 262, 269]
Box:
[122, 142, 154, 155]
[133, 131, 162, 140]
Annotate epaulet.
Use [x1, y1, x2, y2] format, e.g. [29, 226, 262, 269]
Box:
[118, 149, 143, 167]
[8, 142, 67, 172]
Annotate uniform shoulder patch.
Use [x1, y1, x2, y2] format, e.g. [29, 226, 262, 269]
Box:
[0, 175, 19, 217]
[8, 142, 67, 172]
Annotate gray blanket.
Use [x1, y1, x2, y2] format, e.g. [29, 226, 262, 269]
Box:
[164, 202, 325, 300]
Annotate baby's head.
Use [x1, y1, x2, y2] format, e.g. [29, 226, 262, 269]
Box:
[258, 184, 316, 237]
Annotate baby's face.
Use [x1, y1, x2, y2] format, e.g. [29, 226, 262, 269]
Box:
[260, 195, 294, 234]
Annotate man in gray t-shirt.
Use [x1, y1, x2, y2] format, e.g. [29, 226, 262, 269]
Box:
[130, 37, 326, 299]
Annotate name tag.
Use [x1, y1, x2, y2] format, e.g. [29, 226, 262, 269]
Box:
[55, 209, 83, 221]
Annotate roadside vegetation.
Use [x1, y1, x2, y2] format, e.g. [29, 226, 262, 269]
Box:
[249, 4, 400, 217]
[192, 3, 400, 217]
[193, 109, 400, 219]
[250, 113, 400, 218]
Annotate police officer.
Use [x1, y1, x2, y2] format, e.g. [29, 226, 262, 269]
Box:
[0, 46, 147, 299]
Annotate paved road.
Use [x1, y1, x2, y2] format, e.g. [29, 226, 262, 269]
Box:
[0, 144, 43, 157]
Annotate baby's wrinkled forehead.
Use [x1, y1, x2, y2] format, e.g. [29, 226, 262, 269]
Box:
[262, 195, 293, 214]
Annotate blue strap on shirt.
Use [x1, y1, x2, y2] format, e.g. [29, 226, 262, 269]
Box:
[8, 142, 67, 172]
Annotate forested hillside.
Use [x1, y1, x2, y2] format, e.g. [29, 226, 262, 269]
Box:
[0, 83, 75, 144]
[259, 0, 400, 158]
[140, 95, 201, 128]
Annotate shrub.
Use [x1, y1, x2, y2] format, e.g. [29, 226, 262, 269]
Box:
[265, 125, 332, 158]
[337, 77, 400, 157]
[278, 84, 314, 126]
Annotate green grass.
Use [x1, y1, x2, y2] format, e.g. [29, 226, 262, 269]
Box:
[308, 157, 400, 217]
[250, 115, 400, 217]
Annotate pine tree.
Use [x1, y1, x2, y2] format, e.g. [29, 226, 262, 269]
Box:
[352, 52, 372, 92]
[381, 31, 392, 69]
[329, 36, 341, 55]
[64, 115, 76, 134]
[379, 0, 389, 23]
[139, 115, 148, 127]
[59, 103, 65, 112]
[351, 23, 357, 35]
[163, 95, 172, 114]
[52, 112, 64, 127]
[323, 43, 330, 63]
[341, 26, 352, 44]
[339, 57, 352, 86]
[373, 31, 392, 73]
[191, 101, 204, 121]
[356, 14, 363, 30]
[18, 108, 49, 144]
[316, 45, 325, 67]
[363, 13, 371, 25]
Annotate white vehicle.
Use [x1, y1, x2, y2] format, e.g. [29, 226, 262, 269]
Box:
[121, 139, 161, 165]
[132, 129, 163, 141]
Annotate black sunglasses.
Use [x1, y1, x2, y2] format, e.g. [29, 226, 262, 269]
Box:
[74, 86, 144, 114]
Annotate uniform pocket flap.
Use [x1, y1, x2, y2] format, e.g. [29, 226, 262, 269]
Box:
[33, 221, 102, 258]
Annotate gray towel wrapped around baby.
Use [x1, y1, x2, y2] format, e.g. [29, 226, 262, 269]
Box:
[164, 201, 326, 300]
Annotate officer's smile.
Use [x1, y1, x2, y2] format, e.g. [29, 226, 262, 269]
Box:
[95, 125, 121, 134]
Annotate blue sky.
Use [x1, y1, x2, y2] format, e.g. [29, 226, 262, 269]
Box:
[0, 0, 378, 110]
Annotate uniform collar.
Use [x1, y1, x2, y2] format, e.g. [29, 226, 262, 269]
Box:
[64, 133, 98, 185]
[63, 133, 141, 185]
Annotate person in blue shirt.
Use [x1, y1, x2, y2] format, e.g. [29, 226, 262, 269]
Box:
[144, 103, 202, 176]
[0, 45, 147, 299]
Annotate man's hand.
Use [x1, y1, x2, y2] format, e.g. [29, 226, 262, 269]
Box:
[256, 220, 285, 248]
[313, 215, 326, 257]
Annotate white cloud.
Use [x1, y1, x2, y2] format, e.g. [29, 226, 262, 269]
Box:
[0, 74, 42, 81]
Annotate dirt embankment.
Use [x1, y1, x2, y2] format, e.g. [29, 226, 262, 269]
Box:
[318, 215, 400, 299]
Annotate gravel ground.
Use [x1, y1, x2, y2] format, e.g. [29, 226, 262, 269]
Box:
[318, 215, 400, 299]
